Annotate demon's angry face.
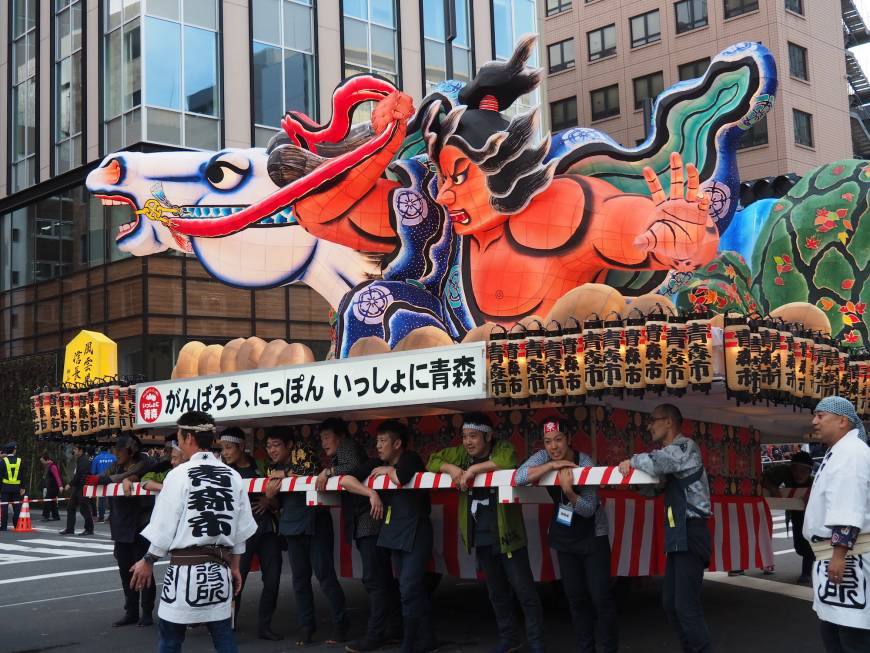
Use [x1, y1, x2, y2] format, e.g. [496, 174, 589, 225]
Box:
[434, 144, 509, 237]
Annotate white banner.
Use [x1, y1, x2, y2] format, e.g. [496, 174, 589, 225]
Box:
[134, 342, 487, 428]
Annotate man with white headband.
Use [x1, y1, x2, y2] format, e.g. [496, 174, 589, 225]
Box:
[130, 411, 257, 652]
[427, 412, 545, 653]
[802, 396, 870, 651]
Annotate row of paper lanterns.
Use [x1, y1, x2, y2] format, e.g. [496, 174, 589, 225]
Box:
[30, 380, 139, 439]
[487, 309, 870, 417]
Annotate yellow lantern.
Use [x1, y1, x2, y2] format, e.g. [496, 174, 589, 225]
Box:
[30, 392, 41, 438]
[602, 312, 626, 397]
[507, 325, 529, 405]
[644, 307, 669, 394]
[687, 309, 714, 393]
[487, 326, 510, 405]
[724, 314, 752, 401]
[665, 313, 690, 396]
[543, 321, 566, 402]
[562, 318, 586, 402]
[525, 320, 548, 403]
[624, 310, 647, 396]
[583, 316, 605, 397]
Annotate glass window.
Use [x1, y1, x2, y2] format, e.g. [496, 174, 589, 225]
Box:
[587, 24, 616, 61]
[793, 109, 813, 147]
[184, 26, 218, 115]
[591, 84, 620, 121]
[145, 17, 182, 110]
[674, 0, 707, 34]
[630, 10, 660, 48]
[103, 7, 142, 151]
[10, 0, 38, 192]
[737, 115, 768, 149]
[422, 0, 474, 93]
[678, 57, 710, 81]
[548, 39, 575, 74]
[253, 0, 316, 144]
[724, 0, 758, 19]
[490, 0, 539, 116]
[633, 72, 664, 110]
[788, 42, 808, 81]
[546, 0, 572, 16]
[785, 0, 803, 15]
[550, 97, 578, 132]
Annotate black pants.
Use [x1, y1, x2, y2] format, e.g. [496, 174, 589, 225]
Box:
[390, 518, 434, 653]
[114, 535, 156, 618]
[557, 535, 618, 653]
[65, 491, 94, 533]
[237, 530, 283, 629]
[789, 511, 814, 576]
[356, 534, 402, 640]
[0, 489, 21, 529]
[663, 521, 712, 653]
[819, 620, 870, 653]
[285, 513, 346, 632]
[477, 545, 545, 650]
[42, 487, 60, 520]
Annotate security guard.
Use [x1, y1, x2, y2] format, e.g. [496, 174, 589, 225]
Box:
[619, 404, 713, 653]
[1, 442, 25, 531]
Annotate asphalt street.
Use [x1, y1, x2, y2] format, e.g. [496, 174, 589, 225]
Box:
[0, 511, 820, 653]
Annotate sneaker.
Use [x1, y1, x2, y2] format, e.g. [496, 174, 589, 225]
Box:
[345, 636, 385, 652]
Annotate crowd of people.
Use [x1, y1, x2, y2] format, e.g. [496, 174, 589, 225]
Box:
[2, 395, 868, 653]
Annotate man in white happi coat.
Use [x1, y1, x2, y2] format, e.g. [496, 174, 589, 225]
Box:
[130, 411, 257, 653]
[802, 396, 870, 653]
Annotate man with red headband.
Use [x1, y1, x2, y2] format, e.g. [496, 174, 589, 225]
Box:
[427, 412, 544, 653]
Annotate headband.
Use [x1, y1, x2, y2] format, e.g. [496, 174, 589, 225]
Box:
[180, 423, 216, 433]
[815, 396, 867, 443]
[219, 434, 245, 445]
[463, 422, 493, 434]
[543, 421, 561, 434]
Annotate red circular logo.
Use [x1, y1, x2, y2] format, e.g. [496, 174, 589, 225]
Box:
[138, 386, 163, 424]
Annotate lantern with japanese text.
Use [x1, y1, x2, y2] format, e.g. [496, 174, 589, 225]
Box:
[487, 326, 509, 404]
[66, 390, 80, 438]
[624, 310, 647, 396]
[95, 383, 108, 432]
[665, 313, 690, 396]
[837, 350, 849, 397]
[801, 330, 816, 404]
[562, 318, 586, 402]
[724, 314, 753, 401]
[778, 328, 797, 401]
[507, 324, 529, 404]
[120, 384, 136, 431]
[59, 390, 71, 438]
[791, 327, 810, 405]
[525, 320, 548, 403]
[36, 388, 52, 436]
[543, 321, 566, 402]
[583, 316, 605, 397]
[77, 390, 91, 436]
[644, 307, 669, 394]
[107, 380, 120, 431]
[601, 312, 626, 397]
[747, 317, 763, 400]
[30, 392, 41, 437]
[686, 309, 714, 393]
[858, 355, 870, 418]
[758, 319, 780, 401]
[810, 334, 832, 400]
[48, 390, 60, 436]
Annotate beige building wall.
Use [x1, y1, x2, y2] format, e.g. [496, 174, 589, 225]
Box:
[542, 0, 852, 178]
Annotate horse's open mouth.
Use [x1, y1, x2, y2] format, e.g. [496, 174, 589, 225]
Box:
[95, 194, 139, 240]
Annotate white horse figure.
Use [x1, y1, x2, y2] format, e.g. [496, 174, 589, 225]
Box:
[85, 148, 377, 309]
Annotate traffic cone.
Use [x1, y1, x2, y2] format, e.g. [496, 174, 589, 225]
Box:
[14, 496, 33, 533]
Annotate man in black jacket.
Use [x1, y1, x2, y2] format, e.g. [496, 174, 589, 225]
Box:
[98, 434, 155, 627]
[60, 444, 94, 536]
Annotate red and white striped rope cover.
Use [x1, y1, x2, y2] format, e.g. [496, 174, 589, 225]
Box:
[762, 487, 809, 511]
[84, 466, 658, 498]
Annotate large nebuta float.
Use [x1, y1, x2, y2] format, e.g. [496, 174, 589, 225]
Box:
[88, 36, 802, 356]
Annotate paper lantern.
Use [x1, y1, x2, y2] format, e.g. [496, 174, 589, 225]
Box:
[601, 313, 625, 396]
[758, 319, 780, 401]
[106, 382, 120, 431]
[525, 321, 548, 403]
[810, 334, 832, 400]
[665, 313, 690, 396]
[748, 317, 763, 399]
[583, 316, 605, 397]
[37, 389, 52, 436]
[792, 328, 810, 405]
[82, 388, 96, 436]
[59, 391, 71, 438]
[67, 391, 81, 438]
[95, 384, 108, 432]
[687, 310, 714, 393]
[507, 324, 529, 404]
[778, 329, 797, 400]
[30, 393, 41, 437]
[624, 311, 646, 396]
[543, 321, 566, 402]
[118, 383, 133, 432]
[644, 308, 669, 394]
[48, 391, 61, 436]
[79, 390, 93, 436]
[561, 318, 586, 402]
[858, 356, 870, 418]
[837, 351, 849, 397]
[724, 314, 752, 401]
[486, 326, 510, 404]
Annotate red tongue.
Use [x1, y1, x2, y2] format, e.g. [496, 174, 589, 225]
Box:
[451, 211, 468, 223]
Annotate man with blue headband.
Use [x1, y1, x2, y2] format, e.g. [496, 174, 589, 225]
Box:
[802, 396, 870, 651]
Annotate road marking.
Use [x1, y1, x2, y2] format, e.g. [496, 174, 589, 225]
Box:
[705, 571, 813, 602]
[0, 588, 121, 609]
[774, 548, 796, 556]
[27, 538, 115, 551]
[0, 560, 168, 585]
[0, 553, 43, 563]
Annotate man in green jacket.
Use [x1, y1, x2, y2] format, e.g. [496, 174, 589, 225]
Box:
[427, 413, 545, 653]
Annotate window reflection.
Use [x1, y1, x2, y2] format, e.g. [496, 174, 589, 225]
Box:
[490, 0, 539, 118]
[11, 0, 38, 191]
[422, 0, 474, 94]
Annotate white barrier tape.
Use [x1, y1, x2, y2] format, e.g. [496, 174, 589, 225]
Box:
[85, 466, 659, 500]
[0, 497, 70, 506]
